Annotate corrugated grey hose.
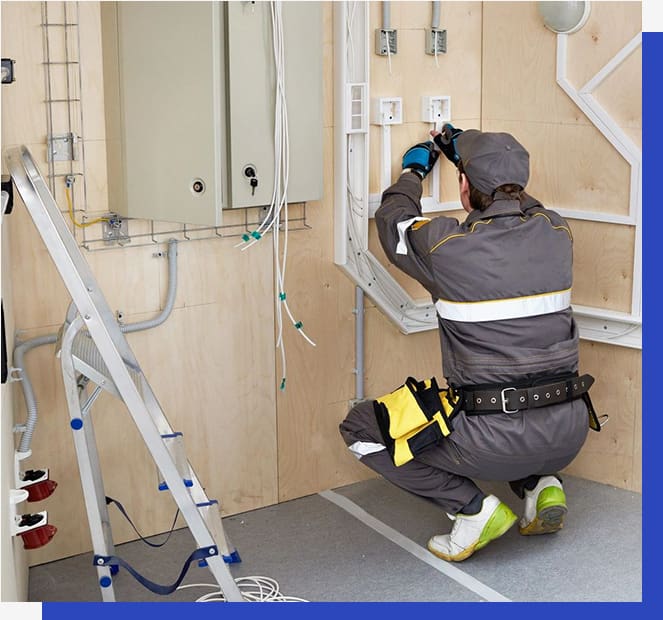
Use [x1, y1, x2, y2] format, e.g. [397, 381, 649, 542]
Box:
[15, 239, 178, 453]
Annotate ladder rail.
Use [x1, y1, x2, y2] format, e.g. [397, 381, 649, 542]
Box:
[6, 146, 244, 602]
[60, 316, 116, 601]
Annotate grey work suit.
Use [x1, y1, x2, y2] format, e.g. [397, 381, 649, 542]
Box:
[339, 172, 589, 513]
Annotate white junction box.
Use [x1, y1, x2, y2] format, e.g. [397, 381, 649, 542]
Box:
[371, 97, 403, 126]
[421, 95, 451, 124]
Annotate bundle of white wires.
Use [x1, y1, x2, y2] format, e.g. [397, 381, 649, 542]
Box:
[177, 577, 308, 602]
[236, 1, 316, 391]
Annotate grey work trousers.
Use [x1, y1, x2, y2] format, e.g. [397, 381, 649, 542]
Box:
[339, 399, 587, 514]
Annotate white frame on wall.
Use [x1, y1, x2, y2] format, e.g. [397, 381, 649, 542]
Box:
[334, 2, 641, 350]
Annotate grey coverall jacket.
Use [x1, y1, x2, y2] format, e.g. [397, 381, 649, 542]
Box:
[339, 172, 589, 513]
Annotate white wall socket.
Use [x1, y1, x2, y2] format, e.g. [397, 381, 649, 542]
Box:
[371, 97, 403, 125]
[421, 95, 451, 124]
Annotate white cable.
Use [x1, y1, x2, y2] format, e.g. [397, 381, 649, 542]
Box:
[238, 1, 316, 390]
[434, 30, 440, 68]
[177, 577, 308, 603]
[386, 32, 393, 75]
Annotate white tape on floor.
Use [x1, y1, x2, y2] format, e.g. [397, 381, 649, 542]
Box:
[319, 489, 511, 603]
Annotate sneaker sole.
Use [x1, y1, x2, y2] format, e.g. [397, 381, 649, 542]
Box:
[519, 487, 567, 536]
[427, 503, 517, 562]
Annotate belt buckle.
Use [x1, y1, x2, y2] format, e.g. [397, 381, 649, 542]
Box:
[500, 387, 518, 414]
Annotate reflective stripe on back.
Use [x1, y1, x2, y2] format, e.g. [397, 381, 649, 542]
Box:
[435, 289, 571, 322]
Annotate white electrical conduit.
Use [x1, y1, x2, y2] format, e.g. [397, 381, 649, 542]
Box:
[432, 1, 442, 68]
[354, 286, 365, 402]
[14, 238, 179, 454]
[431, 1, 441, 29]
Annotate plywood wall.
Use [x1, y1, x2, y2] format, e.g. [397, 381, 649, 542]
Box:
[1, 1, 641, 567]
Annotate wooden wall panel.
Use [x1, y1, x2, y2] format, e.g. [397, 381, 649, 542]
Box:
[364, 306, 443, 397]
[566, 1, 642, 90]
[482, 119, 631, 217]
[563, 341, 641, 490]
[0, 2, 44, 147]
[569, 219, 635, 313]
[276, 124, 364, 501]
[597, 46, 642, 149]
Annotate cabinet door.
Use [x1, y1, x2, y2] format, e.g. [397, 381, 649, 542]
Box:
[103, 1, 226, 225]
[225, 1, 322, 209]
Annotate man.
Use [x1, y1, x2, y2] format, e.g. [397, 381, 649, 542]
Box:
[339, 125, 597, 562]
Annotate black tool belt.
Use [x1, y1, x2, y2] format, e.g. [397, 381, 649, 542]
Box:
[459, 373, 594, 415]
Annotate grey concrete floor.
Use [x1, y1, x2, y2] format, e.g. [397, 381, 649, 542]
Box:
[28, 474, 641, 602]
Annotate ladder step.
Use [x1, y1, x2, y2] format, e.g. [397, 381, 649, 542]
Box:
[156, 432, 192, 490]
[196, 501, 241, 565]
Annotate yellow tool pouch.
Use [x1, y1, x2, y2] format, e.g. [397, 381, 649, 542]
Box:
[373, 377, 462, 466]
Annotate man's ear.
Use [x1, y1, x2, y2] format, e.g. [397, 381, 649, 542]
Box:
[459, 172, 469, 193]
[459, 173, 472, 213]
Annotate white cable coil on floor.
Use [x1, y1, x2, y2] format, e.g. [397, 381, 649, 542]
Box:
[177, 577, 308, 602]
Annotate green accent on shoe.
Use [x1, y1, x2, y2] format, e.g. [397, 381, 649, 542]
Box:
[537, 486, 567, 513]
[519, 486, 568, 536]
[476, 502, 518, 551]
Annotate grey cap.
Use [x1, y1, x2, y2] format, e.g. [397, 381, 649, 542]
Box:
[455, 130, 529, 195]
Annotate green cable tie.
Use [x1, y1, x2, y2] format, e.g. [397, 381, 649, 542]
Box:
[251, 231, 262, 240]
[294, 321, 303, 330]
[242, 233, 250, 242]
[279, 292, 286, 301]
[280, 378, 286, 391]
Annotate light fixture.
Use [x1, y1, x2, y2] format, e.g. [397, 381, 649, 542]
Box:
[538, 1, 591, 34]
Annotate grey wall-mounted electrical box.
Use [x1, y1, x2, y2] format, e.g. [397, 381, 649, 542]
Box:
[101, 1, 322, 226]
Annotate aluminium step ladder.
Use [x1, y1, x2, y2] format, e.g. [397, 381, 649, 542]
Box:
[5, 145, 244, 602]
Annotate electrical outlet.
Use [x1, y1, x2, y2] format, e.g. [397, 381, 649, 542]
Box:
[375, 29, 397, 56]
[421, 96, 451, 124]
[371, 97, 403, 126]
[425, 29, 447, 55]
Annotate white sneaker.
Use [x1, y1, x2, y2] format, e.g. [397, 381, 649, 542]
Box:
[427, 495, 517, 562]
[519, 475, 567, 536]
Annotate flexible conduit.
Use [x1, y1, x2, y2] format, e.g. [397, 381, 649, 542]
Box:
[15, 238, 179, 453]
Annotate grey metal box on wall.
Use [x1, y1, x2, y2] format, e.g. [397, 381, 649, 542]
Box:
[101, 1, 322, 226]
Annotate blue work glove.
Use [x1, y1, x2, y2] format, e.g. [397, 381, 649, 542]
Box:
[433, 123, 463, 165]
[402, 141, 439, 180]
